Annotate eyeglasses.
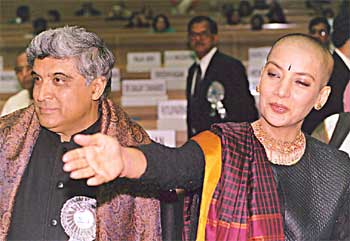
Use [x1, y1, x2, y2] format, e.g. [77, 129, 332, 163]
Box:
[310, 28, 328, 37]
[189, 30, 212, 39]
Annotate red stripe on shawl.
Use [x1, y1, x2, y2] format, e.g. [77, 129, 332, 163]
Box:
[199, 123, 284, 241]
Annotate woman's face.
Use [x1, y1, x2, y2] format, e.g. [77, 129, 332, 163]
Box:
[155, 17, 166, 31]
[258, 42, 330, 129]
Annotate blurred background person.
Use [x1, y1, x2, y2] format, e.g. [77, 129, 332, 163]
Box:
[47, 9, 61, 22]
[308, 16, 331, 49]
[7, 5, 30, 24]
[125, 12, 150, 28]
[186, 16, 258, 138]
[75, 1, 101, 17]
[32, 17, 47, 36]
[1, 51, 33, 116]
[151, 14, 175, 33]
[16, 5, 30, 23]
[250, 14, 265, 30]
[106, 2, 131, 21]
[303, 13, 350, 134]
[266, 0, 287, 23]
[225, 9, 241, 25]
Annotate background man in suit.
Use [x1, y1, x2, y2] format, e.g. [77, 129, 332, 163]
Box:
[308, 16, 331, 49]
[186, 16, 258, 138]
[303, 13, 349, 134]
[1, 51, 33, 116]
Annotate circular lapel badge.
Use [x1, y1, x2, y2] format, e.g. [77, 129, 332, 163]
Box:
[61, 196, 96, 241]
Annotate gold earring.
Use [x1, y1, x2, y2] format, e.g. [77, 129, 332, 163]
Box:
[256, 85, 260, 93]
[315, 103, 322, 110]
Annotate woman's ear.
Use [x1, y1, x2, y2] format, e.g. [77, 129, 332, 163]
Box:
[314, 86, 331, 110]
[91, 77, 107, 101]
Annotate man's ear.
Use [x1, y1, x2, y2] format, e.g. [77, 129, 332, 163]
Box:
[91, 77, 107, 101]
[213, 34, 219, 44]
[314, 86, 331, 110]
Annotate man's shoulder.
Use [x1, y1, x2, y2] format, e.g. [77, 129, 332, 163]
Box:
[4, 90, 27, 104]
[213, 51, 244, 67]
[0, 105, 35, 129]
[332, 51, 349, 70]
[1, 90, 31, 116]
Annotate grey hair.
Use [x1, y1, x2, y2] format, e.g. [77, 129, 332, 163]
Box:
[26, 26, 115, 98]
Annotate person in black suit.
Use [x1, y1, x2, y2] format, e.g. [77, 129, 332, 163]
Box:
[186, 16, 258, 138]
[303, 13, 350, 134]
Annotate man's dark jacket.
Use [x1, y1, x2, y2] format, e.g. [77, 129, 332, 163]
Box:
[186, 50, 258, 137]
[303, 51, 350, 134]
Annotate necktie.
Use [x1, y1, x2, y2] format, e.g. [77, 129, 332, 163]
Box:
[343, 81, 350, 112]
[193, 64, 202, 97]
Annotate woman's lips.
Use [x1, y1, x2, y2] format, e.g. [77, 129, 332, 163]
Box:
[270, 103, 289, 113]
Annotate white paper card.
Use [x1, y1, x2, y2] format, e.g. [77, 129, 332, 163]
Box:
[151, 67, 187, 90]
[247, 47, 270, 95]
[0, 70, 19, 93]
[157, 119, 187, 131]
[111, 67, 121, 91]
[158, 100, 187, 119]
[122, 79, 166, 96]
[0, 56, 3, 72]
[121, 95, 168, 106]
[146, 129, 176, 147]
[164, 50, 194, 68]
[127, 52, 161, 72]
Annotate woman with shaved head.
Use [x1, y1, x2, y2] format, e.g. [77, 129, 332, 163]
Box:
[64, 33, 349, 241]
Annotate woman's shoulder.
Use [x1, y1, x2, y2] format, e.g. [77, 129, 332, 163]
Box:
[211, 122, 255, 144]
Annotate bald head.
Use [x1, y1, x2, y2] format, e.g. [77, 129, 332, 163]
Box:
[267, 33, 334, 86]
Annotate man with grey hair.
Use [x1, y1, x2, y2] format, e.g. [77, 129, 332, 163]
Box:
[0, 26, 161, 240]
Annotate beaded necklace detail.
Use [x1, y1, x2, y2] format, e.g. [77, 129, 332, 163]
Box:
[252, 121, 306, 166]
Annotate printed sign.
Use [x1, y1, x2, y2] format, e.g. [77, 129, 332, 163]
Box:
[127, 52, 161, 72]
[146, 130, 176, 147]
[151, 67, 187, 90]
[111, 67, 121, 91]
[164, 50, 195, 67]
[0, 70, 19, 93]
[158, 100, 187, 119]
[247, 47, 270, 95]
[122, 79, 166, 96]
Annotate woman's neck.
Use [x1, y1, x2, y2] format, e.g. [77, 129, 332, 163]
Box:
[252, 118, 306, 166]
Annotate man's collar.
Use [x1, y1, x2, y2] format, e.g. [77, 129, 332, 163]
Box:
[196, 47, 218, 77]
[335, 48, 350, 71]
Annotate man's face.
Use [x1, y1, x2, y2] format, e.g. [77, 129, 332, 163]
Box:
[259, 41, 330, 129]
[309, 23, 330, 47]
[32, 57, 101, 139]
[188, 21, 218, 59]
[15, 52, 32, 90]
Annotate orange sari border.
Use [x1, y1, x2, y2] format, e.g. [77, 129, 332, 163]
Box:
[191, 131, 222, 241]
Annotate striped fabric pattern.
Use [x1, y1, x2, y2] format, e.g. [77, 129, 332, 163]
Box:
[183, 122, 284, 241]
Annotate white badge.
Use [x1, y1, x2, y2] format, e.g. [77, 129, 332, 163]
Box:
[207, 81, 227, 119]
[60, 196, 96, 241]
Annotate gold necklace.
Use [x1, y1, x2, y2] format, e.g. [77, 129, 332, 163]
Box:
[252, 121, 306, 166]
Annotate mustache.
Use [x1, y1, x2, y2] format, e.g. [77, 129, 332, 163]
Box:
[193, 42, 204, 46]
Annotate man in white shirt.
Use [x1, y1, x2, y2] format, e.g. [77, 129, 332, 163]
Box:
[1, 51, 33, 116]
[186, 16, 258, 138]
